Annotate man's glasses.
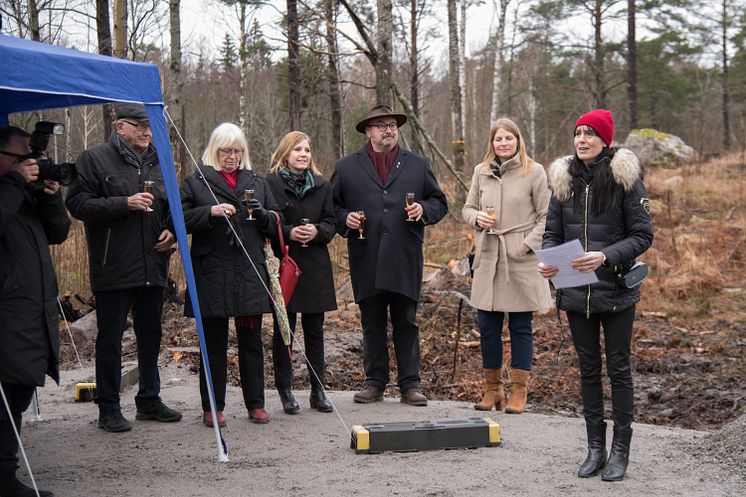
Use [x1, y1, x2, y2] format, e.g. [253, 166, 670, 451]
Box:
[121, 120, 151, 130]
[0, 150, 27, 159]
[219, 148, 243, 157]
[369, 122, 398, 132]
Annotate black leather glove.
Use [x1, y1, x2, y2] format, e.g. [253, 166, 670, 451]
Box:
[247, 198, 268, 222]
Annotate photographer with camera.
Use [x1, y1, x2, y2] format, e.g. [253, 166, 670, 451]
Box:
[66, 103, 182, 433]
[1, 125, 70, 497]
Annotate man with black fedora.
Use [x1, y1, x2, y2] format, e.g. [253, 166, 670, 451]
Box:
[66, 102, 182, 432]
[331, 104, 448, 406]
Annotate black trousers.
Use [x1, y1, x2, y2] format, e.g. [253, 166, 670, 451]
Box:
[358, 292, 420, 391]
[94, 286, 164, 413]
[199, 317, 265, 412]
[272, 312, 326, 391]
[0, 383, 34, 478]
[567, 305, 636, 429]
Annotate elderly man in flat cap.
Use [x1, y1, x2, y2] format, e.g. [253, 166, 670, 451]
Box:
[331, 104, 448, 406]
[66, 103, 182, 432]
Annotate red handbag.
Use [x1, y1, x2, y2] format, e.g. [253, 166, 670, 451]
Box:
[271, 211, 301, 306]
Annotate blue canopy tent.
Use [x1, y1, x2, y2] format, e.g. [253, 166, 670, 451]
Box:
[0, 34, 227, 461]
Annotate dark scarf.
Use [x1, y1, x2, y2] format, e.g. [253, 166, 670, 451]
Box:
[490, 159, 502, 179]
[366, 141, 399, 183]
[109, 132, 156, 169]
[280, 167, 314, 198]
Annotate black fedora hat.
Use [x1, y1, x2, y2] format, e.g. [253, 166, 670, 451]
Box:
[355, 104, 407, 133]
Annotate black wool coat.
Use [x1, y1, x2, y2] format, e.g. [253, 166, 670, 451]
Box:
[543, 148, 654, 314]
[266, 172, 337, 313]
[331, 145, 448, 303]
[0, 171, 70, 386]
[66, 141, 172, 292]
[180, 166, 279, 318]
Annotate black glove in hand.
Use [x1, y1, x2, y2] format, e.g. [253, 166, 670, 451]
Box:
[247, 198, 268, 222]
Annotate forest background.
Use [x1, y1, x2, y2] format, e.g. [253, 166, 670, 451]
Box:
[1, 1, 744, 433]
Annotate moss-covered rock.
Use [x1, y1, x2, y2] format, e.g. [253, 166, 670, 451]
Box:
[622, 128, 697, 167]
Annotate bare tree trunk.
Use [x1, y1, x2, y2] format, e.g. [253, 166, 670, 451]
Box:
[593, 0, 606, 108]
[238, 2, 249, 134]
[627, 0, 637, 129]
[458, 0, 466, 148]
[169, 0, 185, 171]
[526, 80, 537, 154]
[113, 0, 127, 59]
[325, 0, 344, 157]
[376, 0, 393, 106]
[490, 0, 509, 122]
[721, 0, 731, 151]
[287, 0, 301, 130]
[27, 0, 41, 41]
[410, 0, 419, 117]
[448, 0, 465, 174]
[96, 0, 113, 140]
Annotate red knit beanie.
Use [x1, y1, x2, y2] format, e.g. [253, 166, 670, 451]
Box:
[575, 109, 614, 147]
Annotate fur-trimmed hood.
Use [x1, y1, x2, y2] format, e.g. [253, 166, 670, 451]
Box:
[548, 148, 642, 202]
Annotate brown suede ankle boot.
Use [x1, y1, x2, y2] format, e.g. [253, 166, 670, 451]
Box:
[504, 368, 530, 414]
[474, 368, 505, 411]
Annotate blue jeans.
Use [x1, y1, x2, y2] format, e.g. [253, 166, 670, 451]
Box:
[476, 310, 534, 370]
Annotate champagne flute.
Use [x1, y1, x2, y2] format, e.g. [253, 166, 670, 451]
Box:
[300, 218, 310, 247]
[405, 192, 415, 222]
[485, 206, 497, 234]
[356, 210, 366, 240]
[244, 189, 255, 221]
[143, 180, 155, 212]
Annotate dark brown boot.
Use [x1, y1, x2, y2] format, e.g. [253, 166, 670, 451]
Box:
[474, 368, 505, 411]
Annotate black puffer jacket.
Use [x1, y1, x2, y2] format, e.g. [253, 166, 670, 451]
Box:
[66, 139, 171, 292]
[543, 148, 653, 314]
[0, 171, 70, 386]
[180, 166, 279, 318]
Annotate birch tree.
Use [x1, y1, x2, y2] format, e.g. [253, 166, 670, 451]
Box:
[489, 0, 510, 121]
[447, 0, 465, 172]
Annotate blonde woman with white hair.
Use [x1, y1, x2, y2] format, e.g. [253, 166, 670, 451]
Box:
[180, 122, 279, 427]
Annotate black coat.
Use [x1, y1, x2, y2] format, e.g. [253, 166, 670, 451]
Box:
[331, 145, 448, 303]
[0, 171, 70, 386]
[543, 148, 654, 314]
[180, 166, 279, 318]
[66, 141, 171, 292]
[266, 171, 337, 313]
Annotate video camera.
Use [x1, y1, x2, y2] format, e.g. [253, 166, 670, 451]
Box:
[27, 121, 77, 186]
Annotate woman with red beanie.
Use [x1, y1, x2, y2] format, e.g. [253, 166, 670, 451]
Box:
[539, 109, 653, 481]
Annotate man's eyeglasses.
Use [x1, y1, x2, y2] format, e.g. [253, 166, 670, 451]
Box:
[219, 148, 243, 157]
[121, 120, 151, 130]
[0, 150, 27, 160]
[369, 122, 398, 132]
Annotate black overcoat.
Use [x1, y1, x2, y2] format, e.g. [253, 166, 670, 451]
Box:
[331, 145, 448, 303]
[266, 172, 337, 313]
[180, 166, 279, 318]
[0, 171, 70, 386]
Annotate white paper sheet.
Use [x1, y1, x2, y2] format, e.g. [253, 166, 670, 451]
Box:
[535, 239, 599, 289]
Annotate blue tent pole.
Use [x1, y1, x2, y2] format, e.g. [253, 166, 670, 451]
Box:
[145, 105, 228, 462]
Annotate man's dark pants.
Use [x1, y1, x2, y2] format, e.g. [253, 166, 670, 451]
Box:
[94, 286, 164, 413]
[0, 383, 34, 479]
[359, 291, 420, 391]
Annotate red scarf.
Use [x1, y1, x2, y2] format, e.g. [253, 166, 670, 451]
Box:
[366, 141, 399, 183]
[219, 169, 239, 190]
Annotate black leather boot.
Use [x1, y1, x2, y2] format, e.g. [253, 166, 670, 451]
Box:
[309, 387, 333, 413]
[578, 421, 607, 478]
[602, 426, 632, 481]
[1, 474, 54, 497]
[278, 389, 300, 414]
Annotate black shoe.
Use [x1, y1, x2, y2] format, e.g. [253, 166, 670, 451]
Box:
[279, 389, 300, 414]
[310, 389, 333, 413]
[97, 410, 133, 433]
[578, 421, 607, 478]
[135, 400, 183, 422]
[1, 475, 54, 497]
[602, 426, 632, 481]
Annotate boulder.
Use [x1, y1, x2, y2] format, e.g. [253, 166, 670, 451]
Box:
[622, 129, 697, 167]
[68, 310, 133, 343]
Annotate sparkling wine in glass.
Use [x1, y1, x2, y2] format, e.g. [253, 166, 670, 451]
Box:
[300, 218, 310, 247]
[143, 180, 155, 212]
[405, 192, 415, 221]
[244, 189, 255, 221]
[356, 211, 366, 240]
[485, 206, 497, 234]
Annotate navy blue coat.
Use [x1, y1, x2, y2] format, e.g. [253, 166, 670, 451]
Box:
[331, 145, 448, 303]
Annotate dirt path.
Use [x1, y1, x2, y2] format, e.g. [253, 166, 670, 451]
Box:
[17, 363, 744, 497]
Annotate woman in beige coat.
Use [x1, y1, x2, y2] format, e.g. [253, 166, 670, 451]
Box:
[462, 117, 551, 413]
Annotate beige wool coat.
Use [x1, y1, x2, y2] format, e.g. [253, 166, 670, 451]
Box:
[462, 156, 552, 312]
